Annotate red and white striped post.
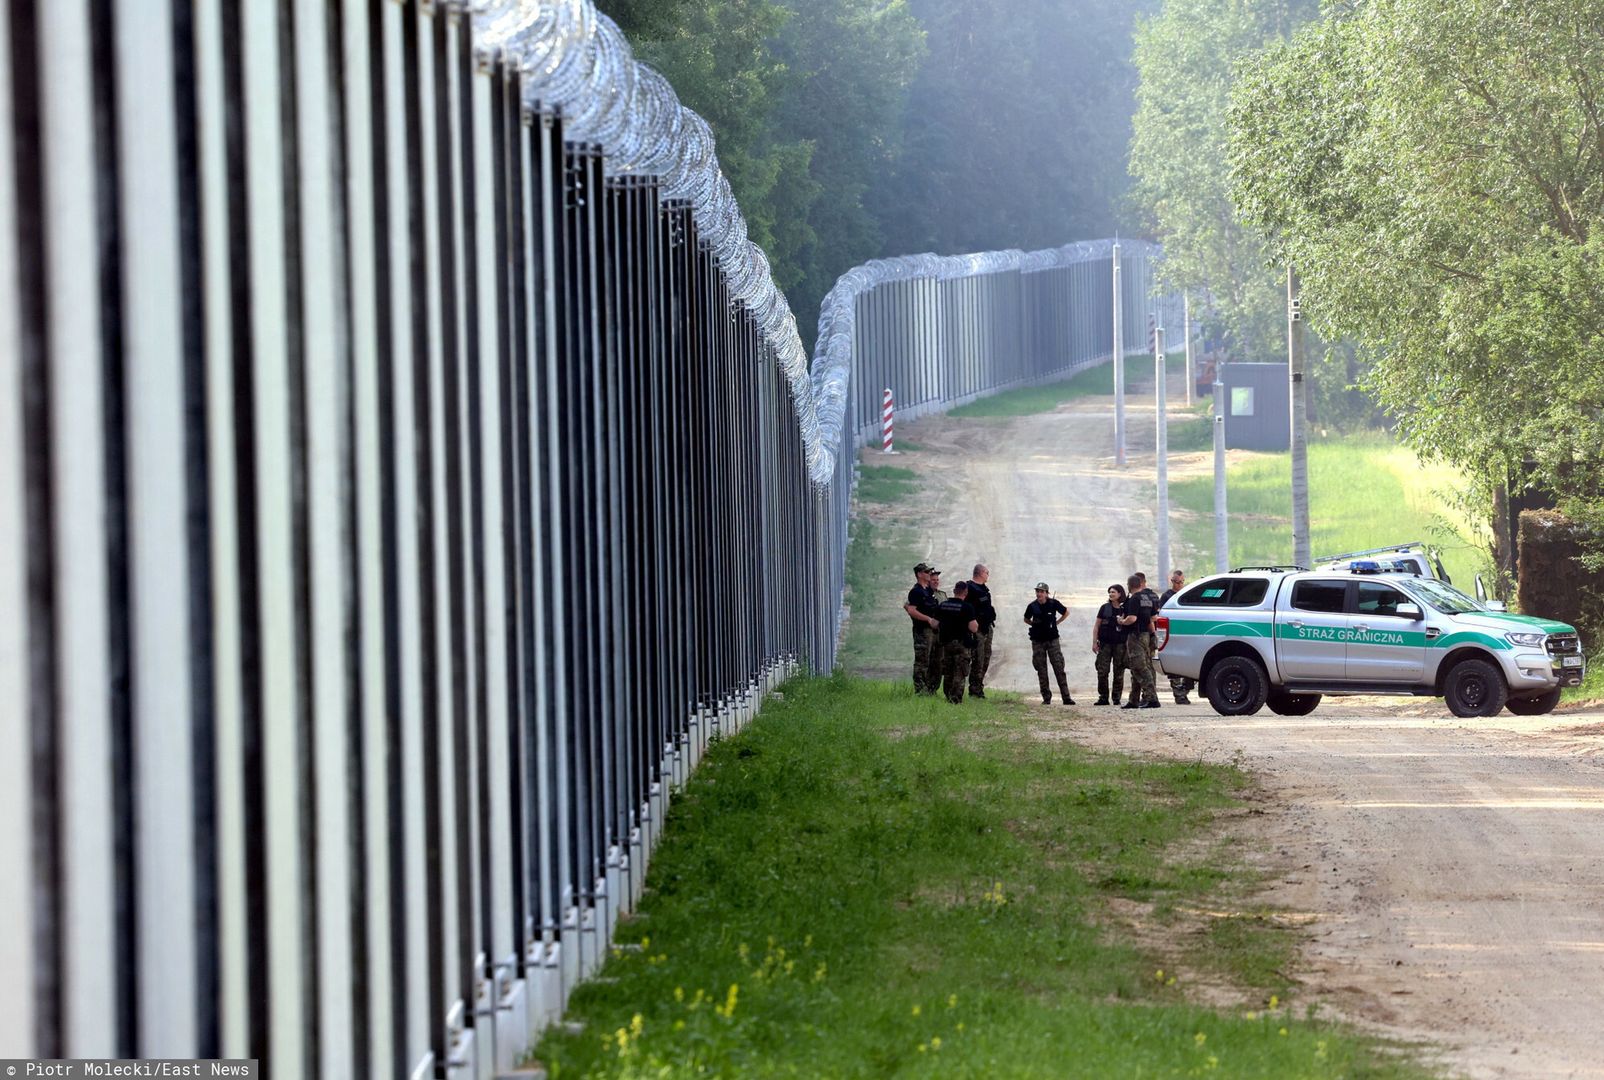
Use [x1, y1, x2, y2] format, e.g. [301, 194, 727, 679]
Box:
[881, 388, 896, 453]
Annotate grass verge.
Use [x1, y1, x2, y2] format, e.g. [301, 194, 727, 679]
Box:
[840, 515, 921, 679]
[949, 353, 1187, 419]
[533, 677, 1432, 1079]
[857, 464, 920, 505]
[1170, 431, 1487, 586]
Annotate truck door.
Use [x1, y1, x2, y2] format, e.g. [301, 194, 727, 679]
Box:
[1344, 580, 1427, 682]
[1276, 579, 1351, 681]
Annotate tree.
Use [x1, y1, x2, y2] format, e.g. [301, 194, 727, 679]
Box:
[1229, 0, 1604, 564]
[870, 0, 1149, 258]
[1128, 0, 1316, 367]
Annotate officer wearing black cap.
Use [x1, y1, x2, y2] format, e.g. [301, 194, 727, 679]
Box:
[1024, 582, 1075, 705]
[903, 563, 941, 693]
[936, 581, 981, 704]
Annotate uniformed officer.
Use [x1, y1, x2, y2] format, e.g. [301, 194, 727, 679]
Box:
[925, 568, 948, 691]
[936, 581, 981, 704]
[902, 563, 941, 694]
[966, 564, 998, 699]
[1091, 583, 1128, 706]
[1158, 569, 1195, 704]
[1135, 572, 1164, 703]
[1024, 583, 1075, 705]
[1120, 573, 1159, 708]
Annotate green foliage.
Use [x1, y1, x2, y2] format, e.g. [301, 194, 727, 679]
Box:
[873, 0, 1149, 259]
[1227, 0, 1604, 568]
[607, 1, 1156, 344]
[1128, 0, 1317, 365]
[1170, 432, 1488, 585]
[535, 677, 1432, 1078]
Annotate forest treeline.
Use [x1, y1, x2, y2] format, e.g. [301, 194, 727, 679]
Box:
[1131, 0, 1604, 590]
[601, 0, 1152, 342]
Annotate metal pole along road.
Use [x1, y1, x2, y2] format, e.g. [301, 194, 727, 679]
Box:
[881, 388, 894, 453]
[1112, 243, 1125, 465]
[1213, 371, 1229, 572]
[1155, 325, 1170, 583]
[1287, 265, 1310, 568]
[1183, 292, 1194, 407]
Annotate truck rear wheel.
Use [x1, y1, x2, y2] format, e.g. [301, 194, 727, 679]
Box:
[1267, 690, 1321, 716]
[1444, 657, 1508, 717]
[1206, 656, 1269, 716]
[1505, 688, 1561, 716]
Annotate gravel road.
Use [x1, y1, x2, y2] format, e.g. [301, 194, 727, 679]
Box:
[883, 376, 1604, 1078]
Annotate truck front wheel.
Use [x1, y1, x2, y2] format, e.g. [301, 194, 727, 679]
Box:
[1444, 658, 1508, 718]
[1206, 656, 1269, 716]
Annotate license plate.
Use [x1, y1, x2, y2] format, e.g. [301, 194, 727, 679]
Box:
[1562, 656, 1583, 667]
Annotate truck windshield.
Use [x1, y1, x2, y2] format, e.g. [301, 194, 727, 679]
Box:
[1406, 578, 1483, 615]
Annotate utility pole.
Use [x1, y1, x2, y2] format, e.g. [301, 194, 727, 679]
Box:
[1213, 368, 1228, 573]
[1288, 265, 1310, 568]
[1184, 292, 1196, 407]
[1113, 243, 1126, 466]
[1155, 325, 1170, 581]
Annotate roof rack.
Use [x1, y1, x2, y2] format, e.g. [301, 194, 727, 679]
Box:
[1231, 565, 1309, 573]
[1315, 542, 1428, 563]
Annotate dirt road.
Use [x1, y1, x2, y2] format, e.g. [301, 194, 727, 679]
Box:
[895, 366, 1231, 697]
[884, 378, 1604, 1078]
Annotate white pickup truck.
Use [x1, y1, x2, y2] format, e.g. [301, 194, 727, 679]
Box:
[1155, 564, 1585, 718]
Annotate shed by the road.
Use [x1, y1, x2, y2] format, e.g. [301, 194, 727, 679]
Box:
[1221, 361, 1290, 451]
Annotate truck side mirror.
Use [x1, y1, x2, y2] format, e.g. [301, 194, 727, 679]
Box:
[1485, 600, 1508, 612]
[1397, 602, 1423, 620]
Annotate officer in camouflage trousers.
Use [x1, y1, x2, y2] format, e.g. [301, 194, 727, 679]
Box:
[903, 563, 942, 693]
[1024, 583, 1075, 705]
[1158, 569, 1195, 704]
[936, 581, 982, 704]
[925, 568, 949, 692]
[1119, 573, 1160, 708]
[966, 564, 997, 699]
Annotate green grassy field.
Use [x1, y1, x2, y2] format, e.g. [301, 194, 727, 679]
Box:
[1170, 432, 1488, 588]
[533, 677, 1432, 1079]
[949, 353, 1187, 419]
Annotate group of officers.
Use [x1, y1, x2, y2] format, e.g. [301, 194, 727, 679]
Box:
[904, 563, 1197, 707]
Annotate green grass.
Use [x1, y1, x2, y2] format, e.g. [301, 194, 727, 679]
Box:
[841, 516, 922, 678]
[533, 677, 1433, 1079]
[949, 353, 1187, 419]
[1563, 663, 1604, 704]
[857, 464, 920, 505]
[1171, 432, 1487, 586]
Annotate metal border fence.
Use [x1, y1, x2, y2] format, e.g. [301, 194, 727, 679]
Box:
[1, 1, 1175, 1076]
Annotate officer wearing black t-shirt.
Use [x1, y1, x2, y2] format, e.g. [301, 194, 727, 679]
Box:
[936, 581, 981, 704]
[1120, 573, 1159, 708]
[1023, 583, 1075, 705]
[1091, 583, 1129, 706]
[966, 563, 998, 699]
[903, 563, 942, 694]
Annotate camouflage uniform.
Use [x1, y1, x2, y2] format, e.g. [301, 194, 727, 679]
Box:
[924, 586, 948, 691]
[942, 641, 974, 704]
[1124, 632, 1156, 704]
[1094, 642, 1125, 703]
[968, 625, 994, 696]
[912, 625, 938, 693]
[1032, 639, 1072, 703]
